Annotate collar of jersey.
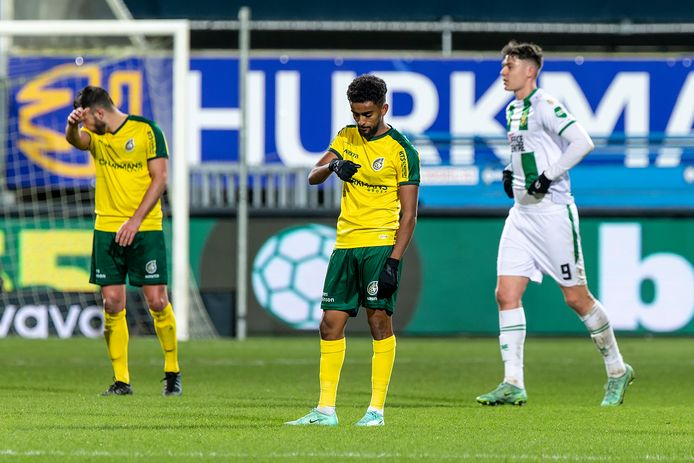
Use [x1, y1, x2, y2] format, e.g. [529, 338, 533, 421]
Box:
[112, 115, 130, 135]
[519, 88, 539, 105]
[366, 125, 393, 142]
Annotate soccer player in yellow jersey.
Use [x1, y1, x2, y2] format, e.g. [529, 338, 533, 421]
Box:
[286, 74, 420, 427]
[65, 86, 182, 396]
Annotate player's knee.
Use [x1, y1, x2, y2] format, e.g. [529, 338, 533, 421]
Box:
[143, 287, 169, 311]
[563, 292, 592, 312]
[367, 313, 392, 339]
[495, 288, 520, 309]
[145, 296, 168, 312]
[102, 296, 125, 314]
[319, 317, 343, 340]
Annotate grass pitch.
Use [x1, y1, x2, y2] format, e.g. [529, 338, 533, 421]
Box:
[0, 336, 692, 462]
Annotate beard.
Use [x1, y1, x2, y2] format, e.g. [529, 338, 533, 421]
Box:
[359, 125, 378, 140]
[93, 119, 107, 135]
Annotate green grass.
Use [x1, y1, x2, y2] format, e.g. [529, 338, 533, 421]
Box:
[1, 336, 693, 462]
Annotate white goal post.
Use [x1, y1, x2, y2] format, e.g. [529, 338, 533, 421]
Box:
[0, 20, 191, 340]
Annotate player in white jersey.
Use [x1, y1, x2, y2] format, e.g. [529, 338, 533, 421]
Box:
[476, 41, 634, 407]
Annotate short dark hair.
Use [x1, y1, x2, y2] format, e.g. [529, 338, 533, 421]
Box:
[502, 41, 543, 69]
[347, 74, 387, 106]
[73, 86, 115, 110]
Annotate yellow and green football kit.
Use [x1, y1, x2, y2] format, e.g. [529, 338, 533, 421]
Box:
[85, 115, 169, 287]
[328, 125, 420, 249]
[84, 115, 168, 233]
[84, 115, 180, 387]
[310, 125, 418, 423]
[321, 125, 420, 314]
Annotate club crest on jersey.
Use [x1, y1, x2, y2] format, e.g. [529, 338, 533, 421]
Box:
[520, 113, 528, 127]
[125, 138, 135, 151]
[145, 260, 157, 274]
[372, 157, 385, 171]
[367, 281, 379, 296]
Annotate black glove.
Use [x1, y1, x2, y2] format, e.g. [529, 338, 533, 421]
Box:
[502, 169, 514, 199]
[527, 173, 552, 196]
[328, 159, 361, 182]
[376, 257, 399, 299]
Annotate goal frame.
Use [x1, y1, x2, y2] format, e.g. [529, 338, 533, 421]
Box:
[0, 20, 191, 340]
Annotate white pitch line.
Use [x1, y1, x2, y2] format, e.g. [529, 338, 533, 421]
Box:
[1, 449, 693, 461]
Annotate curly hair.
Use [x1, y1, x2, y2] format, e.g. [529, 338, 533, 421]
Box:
[347, 74, 387, 106]
[73, 85, 115, 110]
[501, 40, 543, 69]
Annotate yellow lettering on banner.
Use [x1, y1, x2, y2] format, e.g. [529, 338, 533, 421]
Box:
[109, 70, 143, 115]
[20, 230, 94, 291]
[0, 230, 12, 291]
[16, 63, 145, 179]
[17, 63, 101, 178]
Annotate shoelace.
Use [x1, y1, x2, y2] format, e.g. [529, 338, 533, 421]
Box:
[605, 377, 621, 395]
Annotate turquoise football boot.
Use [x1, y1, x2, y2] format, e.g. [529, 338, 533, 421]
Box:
[355, 410, 384, 427]
[601, 364, 635, 406]
[285, 409, 338, 426]
[476, 382, 528, 406]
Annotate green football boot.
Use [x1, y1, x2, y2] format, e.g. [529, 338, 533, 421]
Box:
[476, 382, 528, 406]
[601, 364, 635, 406]
[285, 409, 338, 426]
[355, 410, 384, 427]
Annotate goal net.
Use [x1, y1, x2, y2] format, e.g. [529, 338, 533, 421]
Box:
[0, 20, 215, 339]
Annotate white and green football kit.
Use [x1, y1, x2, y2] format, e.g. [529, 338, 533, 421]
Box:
[498, 88, 587, 286]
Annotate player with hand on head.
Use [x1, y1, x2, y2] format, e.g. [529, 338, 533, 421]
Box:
[66, 86, 182, 397]
[286, 74, 420, 427]
[477, 41, 634, 407]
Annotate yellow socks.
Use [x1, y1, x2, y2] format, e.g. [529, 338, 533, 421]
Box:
[104, 310, 130, 384]
[370, 335, 397, 411]
[318, 338, 346, 409]
[150, 303, 180, 373]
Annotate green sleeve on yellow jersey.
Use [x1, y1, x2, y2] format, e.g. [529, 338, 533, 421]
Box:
[129, 115, 169, 159]
[328, 127, 349, 159]
[390, 130, 420, 185]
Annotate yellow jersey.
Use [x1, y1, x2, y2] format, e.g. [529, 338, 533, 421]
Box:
[328, 125, 420, 248]
[83, 115, 168, 232]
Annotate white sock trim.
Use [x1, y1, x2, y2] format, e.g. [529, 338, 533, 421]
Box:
[316, 406, 335, 415]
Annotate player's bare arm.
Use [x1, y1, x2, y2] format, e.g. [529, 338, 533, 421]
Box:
[389, 184, 418, 260]
[308, 152, 338, 185]
[115, 157, 168, 246]
[64, 107, 91, 150]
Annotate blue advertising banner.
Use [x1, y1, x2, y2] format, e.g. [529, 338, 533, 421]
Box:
[8, 55, 694, 207]
[7, 56, 171, 189]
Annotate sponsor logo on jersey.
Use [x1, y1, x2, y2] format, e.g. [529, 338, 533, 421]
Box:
[399, 150, 408, 178]
[554, 106, 567, 118]
[146, 130, 155, 155]
[509, 134, 525, 153]
[367, 280, 379, 296]
[372, 157, 384, 171]
[322, 291, 335, 303]
[125, 138, 135, 152]
[350, 178, 389, 193]
[97, 157, 143, 172]
[343, 147, 360, 159]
